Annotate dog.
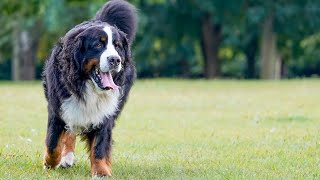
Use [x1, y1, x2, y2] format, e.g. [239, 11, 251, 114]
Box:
[42, 0, 137, 177]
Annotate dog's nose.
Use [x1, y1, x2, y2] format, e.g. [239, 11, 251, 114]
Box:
[107, 56, 121, 66]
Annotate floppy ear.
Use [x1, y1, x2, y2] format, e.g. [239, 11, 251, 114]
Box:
[113, 30, 135, 87]
[119, 31, 131, 65]
[73, 37, 85, 69]
[61, 35, 87, 98]
[73, 36, 90, 74]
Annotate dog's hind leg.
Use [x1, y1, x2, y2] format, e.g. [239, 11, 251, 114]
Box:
[43, 115, 65, 169]
[60, 132, 76, 168]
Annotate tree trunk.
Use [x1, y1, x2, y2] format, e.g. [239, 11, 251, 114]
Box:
[260, 15, 281, 79]
[244, 33, 258, 79]
[274, 54, 281, 79]
[12, 20, 41, 80]
[201, 15, 221, 79]
[12, 22, 20, 80]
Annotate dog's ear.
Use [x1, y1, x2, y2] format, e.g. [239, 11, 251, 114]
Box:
[63, 35, 84, 62]
[73, 36, 88, 73]
[119, 31, 131, 64]
[113, 30, 132, 87]
[61, 34, 87, 98]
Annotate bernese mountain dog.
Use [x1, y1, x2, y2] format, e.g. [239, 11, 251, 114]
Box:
[42, 0, 137, 177]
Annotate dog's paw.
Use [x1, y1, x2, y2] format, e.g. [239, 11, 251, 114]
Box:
[91, 165, 112, 177]
[92, 175, 111, 179]
[43, 162, 60, 169]
[59, 152, 75, 168]
[43, 163, 49, 170]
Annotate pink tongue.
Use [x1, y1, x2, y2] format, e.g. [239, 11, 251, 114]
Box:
[100, 72, 119, 90]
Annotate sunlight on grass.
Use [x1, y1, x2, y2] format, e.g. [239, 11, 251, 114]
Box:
[0, 79, 319, 179]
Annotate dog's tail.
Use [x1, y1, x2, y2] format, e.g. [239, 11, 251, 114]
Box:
[94, 0, 137, 44]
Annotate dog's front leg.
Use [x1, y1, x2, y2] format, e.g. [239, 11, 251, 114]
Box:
[88, 121, 113, 177]
[60, 132, 76, 168]
[43, 115, 65, 169]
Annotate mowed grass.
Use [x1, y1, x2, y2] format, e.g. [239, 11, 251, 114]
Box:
[0, 79, 320, 179]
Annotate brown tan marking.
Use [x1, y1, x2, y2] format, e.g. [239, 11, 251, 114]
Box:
[43, 131, 65, 168]
[90, 138, 112, 177]
[62, 132, 76, 157]
[85, 58, 99, 73]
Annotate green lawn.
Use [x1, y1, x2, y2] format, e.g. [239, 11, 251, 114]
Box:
[0, 79, 319, 179]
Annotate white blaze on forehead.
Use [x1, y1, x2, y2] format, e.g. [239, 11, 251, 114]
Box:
[99, 25, 122, 72]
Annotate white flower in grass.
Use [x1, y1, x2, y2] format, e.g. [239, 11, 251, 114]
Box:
[270, 127, 276, 133]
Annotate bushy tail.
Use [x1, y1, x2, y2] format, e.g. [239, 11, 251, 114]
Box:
[95, 0, 137, 44]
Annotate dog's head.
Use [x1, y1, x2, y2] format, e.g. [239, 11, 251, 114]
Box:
[61, 22, 131, 94]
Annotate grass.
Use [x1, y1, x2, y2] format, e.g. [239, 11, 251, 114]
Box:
[0, 79, 320, 179]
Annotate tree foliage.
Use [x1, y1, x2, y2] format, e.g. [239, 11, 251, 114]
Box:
[0, 0, 319, 80]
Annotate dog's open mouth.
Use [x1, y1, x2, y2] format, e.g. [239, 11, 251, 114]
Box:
[90, 67, 119, 90]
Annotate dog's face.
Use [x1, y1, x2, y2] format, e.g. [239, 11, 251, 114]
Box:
[73, 25, 129, 91]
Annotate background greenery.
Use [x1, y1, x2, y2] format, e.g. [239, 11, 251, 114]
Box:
[1, 1, 319, 179]
[0, 0, 319, 80]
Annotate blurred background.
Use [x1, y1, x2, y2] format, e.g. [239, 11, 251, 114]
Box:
[0, 0, 319, 80]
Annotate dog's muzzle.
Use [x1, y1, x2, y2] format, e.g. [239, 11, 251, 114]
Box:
[107, 56, 121, 70]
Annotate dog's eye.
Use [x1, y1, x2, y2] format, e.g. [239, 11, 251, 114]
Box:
[95, 43, 103, 49]
[114, 42, 121, 49]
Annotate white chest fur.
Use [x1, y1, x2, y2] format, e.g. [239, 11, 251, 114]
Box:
[61, 82, 120, 132]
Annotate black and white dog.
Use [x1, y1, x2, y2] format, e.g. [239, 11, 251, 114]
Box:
[42, 0, 137, 177]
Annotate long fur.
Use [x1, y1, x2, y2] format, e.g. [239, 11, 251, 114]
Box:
[95, 0, 138, 44]
[42, 0, 138, 176]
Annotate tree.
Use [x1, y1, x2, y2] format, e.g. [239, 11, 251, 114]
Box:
[1, 0, 45, 80]
[134, 0, 244, 79]
[260, 14, 280, 79]
[246, 0, 320, 79]
[1, 0, 320, 80]
[173, 0, 244, 79]
[0, 0, 100, 80]
[201, 14, 221, 78]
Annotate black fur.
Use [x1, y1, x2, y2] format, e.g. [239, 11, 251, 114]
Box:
[45, 115, 65, 154]
[95, 0, 137, 44]
[42, 0, 137, 175]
